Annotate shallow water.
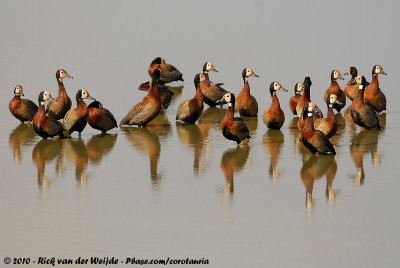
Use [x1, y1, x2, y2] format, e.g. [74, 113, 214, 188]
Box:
[1, 1, 400, 267]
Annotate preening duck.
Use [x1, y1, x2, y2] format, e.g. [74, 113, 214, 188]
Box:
[176, 73, 206, 123]
[220, 93, 251, 144]
[9, 85, 38, 123]
[88, 101, 117, 134]
[33, 91, 64, 139]
[324, 70, 346, 112]
[364, 65, 387, 113]
[235, 68, 259, 116]
[263, 81, 287, 129]
[349, 76, 382, 130]
[46, 69, 73, 120]
[63, 89, 96, 137]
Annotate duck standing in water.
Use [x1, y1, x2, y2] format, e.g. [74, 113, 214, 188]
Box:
[297, 77, 323, 129]
[87, 101, 117, 134]
[343, 66, 358, 101]
[324, 70, 346, 112]
[33, 91, 64, 139]
[9, 85, 38, 123]
[289, 82, 304, 115]
[220, 93, 251, 144]
[263, 81, 287, 129]
[364, 65, 387, 113]
[349, 76, 382, 130]
[235, 68, 259, 116]
[63, 89, 96, 137]
[120, 69, 163, 127]
[46, 69, 73, 120]
[301, 102, 336, 155]
[314, 94, 341, 139]
[176, 73, 206, 123]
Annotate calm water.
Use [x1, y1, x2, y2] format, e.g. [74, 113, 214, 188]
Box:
[1, 1, 400, 267]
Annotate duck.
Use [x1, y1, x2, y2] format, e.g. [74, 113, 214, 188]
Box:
[120, 69, 163, 127]
[33, 91, 64, 139]
[324, 70, 346, 112]
[63, 89, 96, 137]
[349, 76, 382, 130]
[300, 102, 336, 155]
[176, 73, 206, 123]
[220, 93, 251, 144]
[297, 77, 323, 129]
[235, 68, 259, 116]
[87, 101, 118, 134]
[364, 65, 387, 113]
[289, 82, 304, 115]
[138, 83, 174, 110]
[313, 94, 341, 139]
[46, 69, 73, 120]
[149, 57, 183, 84]
[263, 81, 287, 129]
[203, 62, 218, 80]
[9, 85, 38, 123]
[343, 66, 358, 101]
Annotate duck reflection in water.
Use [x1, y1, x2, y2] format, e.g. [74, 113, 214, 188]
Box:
[9, 124, 37, 165]
[263, 129, 284, 180]
[86, 134, 117, 164]
[121, 126, 163, 181]
[300, 154, 337, 209]
[350, 127, 383, 185]
[32, 139, 63, 187]
[176, 124, 205, 176]
[220, 145, 250, 197]
[63, 139, 89, 183]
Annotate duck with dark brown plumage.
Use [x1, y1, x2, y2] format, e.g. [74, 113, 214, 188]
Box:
[120, 69, 163, 127]
[9, 85, 38, 124]
[220, 93, 251, 144]
[176, 73, 207, 124]
[349, 76, 382, 130]
[63, 89, 96, 137]
[343, 66, 358, 101]
[364, 65, 386, 113]
[88, 101, 117, 134]
[46, 69, 73, 120]
[263, 81, 287, 129]
[289, 82, 304, 115]
[300, 102, 336, 155]
[235, 68, 259, 116]
[33, 91, 64, 139]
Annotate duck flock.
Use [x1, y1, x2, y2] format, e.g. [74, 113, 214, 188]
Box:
[9, 57, 387, 155]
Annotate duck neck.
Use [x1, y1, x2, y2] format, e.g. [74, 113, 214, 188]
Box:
[270, 94, 281, 110]
[330, 79, 338, 88]
[225, 104, 234, 122]
[326, 104, 335, 121]
[303, 86, 311, 101]
[241, 81, 250, 97]
[13, 95, 21, 101]
[370, 76, 379, 91]
[149, 83, 160, 100]
[347, 76, 354, 85]
[194, 87, 204, 105]
[303, 114, 315, 132]
[36, 103, 45, 120]
[57, 79, 67, 98]
[354, 86, 365, 104]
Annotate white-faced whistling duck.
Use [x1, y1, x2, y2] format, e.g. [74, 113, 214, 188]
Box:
[46, 69, 73, 120]
[147, 57, 183, 84]
[263, 81, 287, 129]
[297, 77, 323, 129]
[324, 70, 346, 112]
[220, 93, 251, 144]
[120, 69, 163, 127]
[235, 68, 259, 116]
[9, 85, 38, 123]
[364, 65, 387, 113]
[314, 94, 341, 139]
[33, 91, 64, 139]
[343, 66, 358, 101]
[176, 73, 207, 123]
[301, 102, 336, 155]
[88, 101, 118, 134]
[289, 82, 304, 115]
[203, 62, 218, 81]
[349, 76, 382, 130]
[63, 89, 96, 136]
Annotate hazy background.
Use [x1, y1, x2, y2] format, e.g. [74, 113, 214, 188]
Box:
[1, 1, 400, 267]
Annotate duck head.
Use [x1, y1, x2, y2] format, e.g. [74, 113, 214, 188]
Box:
[372, 65, 387, 76]
[38, 91, 56, 105]
[14, 85, 24, 96]
[348, 75, 367, 89]
[294, 82, 304, 95]
[326, 94, 342, 108]
[222, 92, 235, 107]
[194, 73, 211, 89]
[56, 69, 73, 82]
[344, 66, 358, 78]
[203, 62, 218, 74]
[331, 70, 344, 81]
[242, 68, 259, 82]
[269, 81, 287, 96]
[76, 89, 95, 102]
